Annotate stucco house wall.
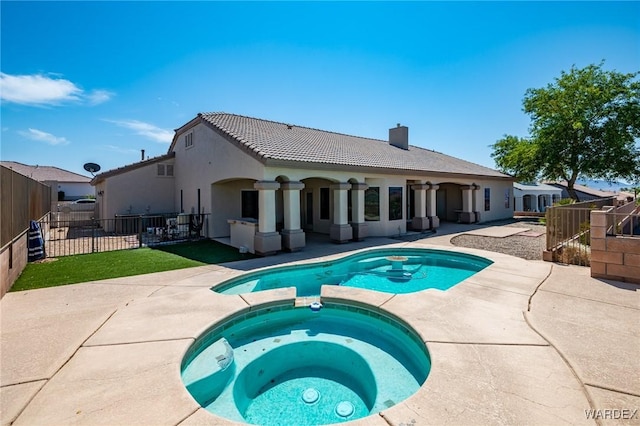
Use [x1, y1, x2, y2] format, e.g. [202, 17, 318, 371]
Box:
[94, 157, 175, 226]
[46, 181, 94, 201]
[173, 121, 266, 238]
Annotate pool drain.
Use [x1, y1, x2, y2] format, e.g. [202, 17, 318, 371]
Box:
[302, 388, 319, 404]
[335, 401, 354, 418]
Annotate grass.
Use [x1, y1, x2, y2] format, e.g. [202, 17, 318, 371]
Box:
[11, 240, 257, 292]
[155, 239, 257, 264]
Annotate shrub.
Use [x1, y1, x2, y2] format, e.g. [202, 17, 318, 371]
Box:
[559, 245, 590, 266]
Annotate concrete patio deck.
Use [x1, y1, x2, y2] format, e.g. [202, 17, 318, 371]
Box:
[1, 228, 638, 425]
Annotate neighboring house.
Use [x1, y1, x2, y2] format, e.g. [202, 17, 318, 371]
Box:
[92, 113, 515, 254]
[546, 181, 630, 204]
[513, 182, 563, 212]
[0, 161, 94, 201]
[92, 153, 176, 222]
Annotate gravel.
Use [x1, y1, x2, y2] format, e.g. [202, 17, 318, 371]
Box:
[450, 221, 547, 260]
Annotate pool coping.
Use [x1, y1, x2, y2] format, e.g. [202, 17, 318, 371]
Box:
[2, 236, 638, 425]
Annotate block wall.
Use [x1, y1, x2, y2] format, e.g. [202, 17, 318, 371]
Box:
[590, 210, 640, 284]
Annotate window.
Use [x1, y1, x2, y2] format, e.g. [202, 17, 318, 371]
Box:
[157, 163, 173, 177]
[185, 132, 193, 148]
[484, 188, 491, 211]
[389, 187, 403, 221]
[320, 188, 330, 220]
[364, 187, 380, 221]
[504, 188, 510, 208]
[241, 190, 258, 219]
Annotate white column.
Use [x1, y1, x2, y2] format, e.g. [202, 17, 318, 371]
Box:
[460, 185, 475, 224]
[281, 181, 305, 251]
[350, 182, 368, 241]
[426, 184, 439, 228]
[411, 183, 430, 230]
[330, 182, 352, 243]
[472, 184, 481, 223]
[253, 181, 281, 255]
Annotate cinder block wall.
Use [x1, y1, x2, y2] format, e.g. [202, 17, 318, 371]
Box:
[590, 209, 640, 284]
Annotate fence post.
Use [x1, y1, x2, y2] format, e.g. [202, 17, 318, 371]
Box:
[91, 217, 96, 253]
[138, 217, 143, 248]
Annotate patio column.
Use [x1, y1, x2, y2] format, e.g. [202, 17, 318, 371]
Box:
[426, 184, 440, 228]
[253, 180, 281, 255]
[280, 181, 305, 251]
[472, 184, 481, 223]
[411, 183, 430, 231]
[350, 182, 368, 241]
[330, 182, 353, 243]
[460, 185, 475, 224]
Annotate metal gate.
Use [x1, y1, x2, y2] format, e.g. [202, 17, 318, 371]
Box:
[40, 213, 208, 257]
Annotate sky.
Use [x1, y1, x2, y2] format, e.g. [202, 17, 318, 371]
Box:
[1, 1, 639, 180]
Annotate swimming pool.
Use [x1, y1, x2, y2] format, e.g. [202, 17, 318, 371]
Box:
[181, 302, 430, 425]
[213, 247, 492, 296]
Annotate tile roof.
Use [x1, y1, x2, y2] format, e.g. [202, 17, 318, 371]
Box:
[546, 181, 618, 198]
[1, 161, 91, 182]
[192, 113, 511, 179]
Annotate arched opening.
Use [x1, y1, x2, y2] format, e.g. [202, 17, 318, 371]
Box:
[211, 178, 258, 238]
[523, 194, 534, 212]
[300, 177, 338, 235]
[436, 183, 463, 222]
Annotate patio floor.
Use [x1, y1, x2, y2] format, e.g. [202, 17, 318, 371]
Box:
[1, 225, 638, 425]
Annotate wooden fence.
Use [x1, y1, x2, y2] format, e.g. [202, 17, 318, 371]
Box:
[1, 166, 52, 297]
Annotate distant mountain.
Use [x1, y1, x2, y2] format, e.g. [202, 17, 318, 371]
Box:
[576, 178, 633, 192]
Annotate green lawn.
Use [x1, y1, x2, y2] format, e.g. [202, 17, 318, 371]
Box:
[11, 240, 256, 292]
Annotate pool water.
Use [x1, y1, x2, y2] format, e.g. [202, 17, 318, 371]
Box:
[181, 303, 431, 425]
[214, 248, 492, 296]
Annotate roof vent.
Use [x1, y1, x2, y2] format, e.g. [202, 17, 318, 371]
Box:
[389, 124, 409, 150]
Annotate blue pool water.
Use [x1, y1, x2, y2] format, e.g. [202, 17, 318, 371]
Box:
[181, 303, 431, 425]
[213, 248, 492, 296]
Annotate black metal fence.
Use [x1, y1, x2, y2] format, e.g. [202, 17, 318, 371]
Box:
[40, 213, 209, 258]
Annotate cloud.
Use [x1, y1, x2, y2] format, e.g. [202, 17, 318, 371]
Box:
[19, 128, 70, 145]
[100, 144, 140, 154]
[0, 72, 113, 106]
[105, 119, 174, 143]
[87, 89, 114, 105]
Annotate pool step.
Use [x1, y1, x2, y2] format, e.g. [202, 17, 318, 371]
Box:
[182, 337, 234, 404]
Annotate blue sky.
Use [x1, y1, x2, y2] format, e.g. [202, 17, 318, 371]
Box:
[1, 1, 638, 179]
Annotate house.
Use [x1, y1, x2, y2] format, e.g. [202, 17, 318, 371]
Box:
[513, 182, 563, 212]
[92, 113, 515, 255]
[0, 161, 94, 202]
[546, 181, 632, 205]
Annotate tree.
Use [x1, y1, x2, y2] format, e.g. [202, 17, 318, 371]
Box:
[491, 62, 640, 201]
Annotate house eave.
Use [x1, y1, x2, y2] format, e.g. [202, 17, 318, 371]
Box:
[263, 158, 515, 181]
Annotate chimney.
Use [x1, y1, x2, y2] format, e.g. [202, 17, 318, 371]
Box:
[141, 149, 145, 161]
[389, 123, 409, 150]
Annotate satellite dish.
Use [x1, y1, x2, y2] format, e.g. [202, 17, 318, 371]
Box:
[83, 162, 101, 175]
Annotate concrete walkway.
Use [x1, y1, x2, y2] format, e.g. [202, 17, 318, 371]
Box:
[1, 227, 638, 425]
